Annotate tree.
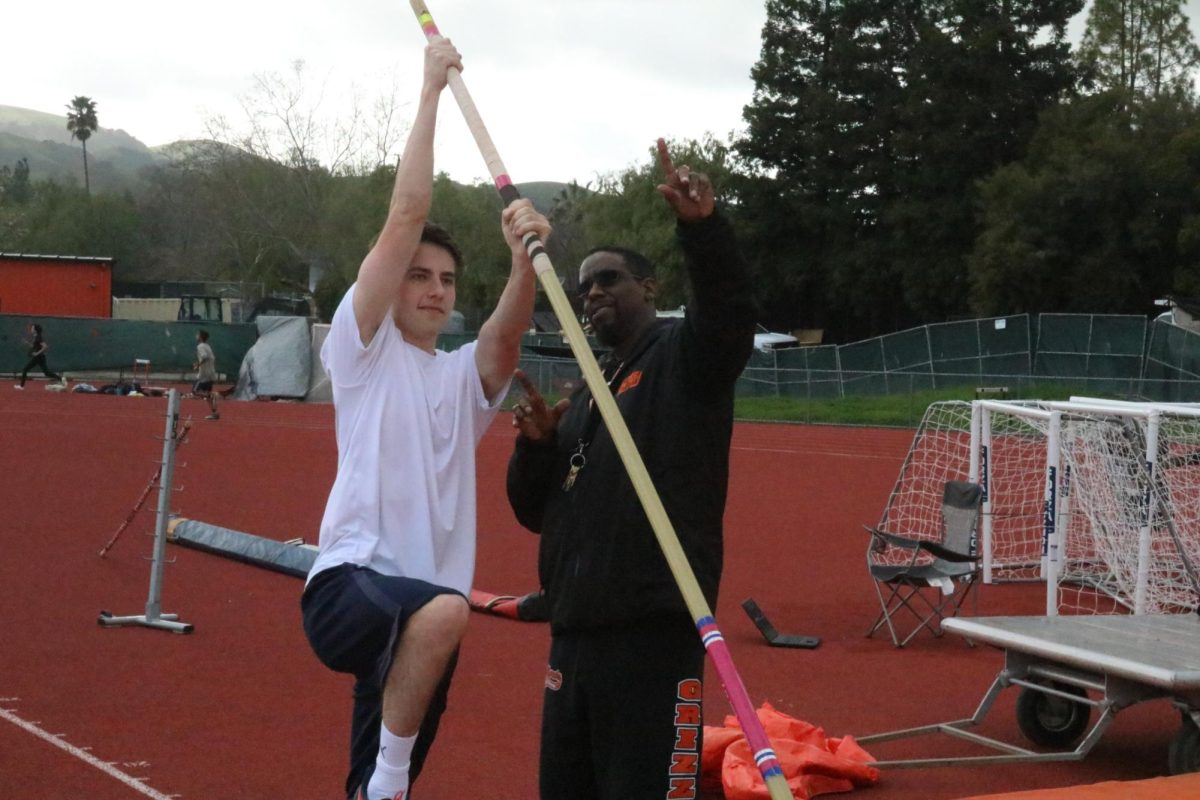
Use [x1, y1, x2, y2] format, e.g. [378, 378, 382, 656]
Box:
[1078, 0, 1200, 99]
[737, 0, 912, 338]
[546, 181, 594, 287]
[7, 180, 146, 275]
[0, 158, 33, 245]
[888, 0, 1083, 324]
[577, 136, 738, 312]
[970, 91, 1200, 316]
[65, 96, 99, 195]
[736, 0, 1082, 341]
[174, 61, 414, 299]
[0, 157, 32, 206]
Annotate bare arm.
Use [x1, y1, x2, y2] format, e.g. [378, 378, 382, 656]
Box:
[352, 40, 462, 346]
[475, 199, 550, 400]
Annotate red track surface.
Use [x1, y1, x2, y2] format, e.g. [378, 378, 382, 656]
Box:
[0, 387, 1184, 799]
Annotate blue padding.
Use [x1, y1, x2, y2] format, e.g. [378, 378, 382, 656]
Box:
[170, 519, 315, 578]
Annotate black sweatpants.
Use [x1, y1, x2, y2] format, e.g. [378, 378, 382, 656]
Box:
[20, 354, 60, 385]
[540, 613, 705, 800]
[301, 563, 462, 800]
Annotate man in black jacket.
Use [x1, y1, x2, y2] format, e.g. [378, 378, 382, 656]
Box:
[506, 138, 756, 800]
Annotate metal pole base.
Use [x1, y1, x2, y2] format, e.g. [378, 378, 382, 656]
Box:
[98, 609, 194, 634]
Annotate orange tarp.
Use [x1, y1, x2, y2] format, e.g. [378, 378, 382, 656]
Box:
[702, 703, 880, 799]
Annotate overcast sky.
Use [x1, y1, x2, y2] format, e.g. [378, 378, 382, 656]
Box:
[5, 2, 1200, 186]
[5, 1, 770, 185]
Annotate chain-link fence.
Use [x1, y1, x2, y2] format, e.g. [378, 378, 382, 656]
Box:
[10, 311, 1200, 405]
[515, 314, 1200, 404]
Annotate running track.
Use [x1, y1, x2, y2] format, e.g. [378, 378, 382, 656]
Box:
[0, 388, 1180, 798]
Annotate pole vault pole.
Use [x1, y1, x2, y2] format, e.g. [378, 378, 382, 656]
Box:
[408, 4, 792, 797]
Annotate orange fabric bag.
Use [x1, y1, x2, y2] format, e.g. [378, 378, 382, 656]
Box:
[703, 702, 880, 799]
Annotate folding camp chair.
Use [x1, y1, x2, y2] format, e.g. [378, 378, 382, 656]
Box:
[865, 480, 984, 648]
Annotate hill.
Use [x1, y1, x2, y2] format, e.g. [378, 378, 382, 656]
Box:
[0, 105, 578, 204]
[0, 104, 163, 192]
[0, 104, 155, 156]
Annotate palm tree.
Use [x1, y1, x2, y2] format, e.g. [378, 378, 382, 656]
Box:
[65, 96, 99, 194]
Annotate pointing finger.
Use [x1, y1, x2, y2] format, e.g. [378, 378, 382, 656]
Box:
[656, 138, 674, 176]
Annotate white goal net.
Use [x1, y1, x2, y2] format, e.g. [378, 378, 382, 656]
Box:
[879, 398, 1200, 615]
[1051, 402, 1200, 615]
[875, 401, 974, 550]
[977, 402, 1054, 585]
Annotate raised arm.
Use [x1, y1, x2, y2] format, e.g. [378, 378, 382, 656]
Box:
[474, 200, 550, 400]
[352, 40, 462, 346]
[656, 138, 756, 386]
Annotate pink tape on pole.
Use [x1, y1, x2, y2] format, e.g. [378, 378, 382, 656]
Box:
[698, 617, 785, 780]
[417, 12, 440, 37]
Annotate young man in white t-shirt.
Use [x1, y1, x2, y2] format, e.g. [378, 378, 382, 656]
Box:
[192, 330, 219, 420]
[301, 39, 550, 800]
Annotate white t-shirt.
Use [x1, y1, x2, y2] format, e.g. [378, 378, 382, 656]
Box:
[195, 341, 217, 382]
[307, 283, 506, 594]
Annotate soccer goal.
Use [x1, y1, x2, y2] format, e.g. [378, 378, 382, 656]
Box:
[874, 400, 976, 546]
[1046, 400, 1200, 616]
[880, 398, 1200, 615]
[975, 401, 1059, 588]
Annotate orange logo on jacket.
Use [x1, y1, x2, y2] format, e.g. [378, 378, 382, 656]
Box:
[667, 678, 702, 798]
[617, 370, 642, 396]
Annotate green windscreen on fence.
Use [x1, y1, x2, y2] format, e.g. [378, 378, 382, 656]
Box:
[740, 344, 841, 398]
[1034, 314, 1147, 392]
[0, 315, 257, 378]
[925, 315, 1032, 380]
[515, 314, 1200, 402]
[1144, 319, 1200, 401]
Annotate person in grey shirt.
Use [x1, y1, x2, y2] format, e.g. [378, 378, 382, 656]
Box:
[192, 329, 219, 420]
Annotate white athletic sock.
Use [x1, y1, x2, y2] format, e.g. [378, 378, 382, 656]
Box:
[369, 726, 416, 800]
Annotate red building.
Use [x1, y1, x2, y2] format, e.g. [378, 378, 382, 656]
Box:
[0, 253, 113, 318]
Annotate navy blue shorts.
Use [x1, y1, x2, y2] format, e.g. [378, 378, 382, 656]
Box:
[301, 563, 463, 799]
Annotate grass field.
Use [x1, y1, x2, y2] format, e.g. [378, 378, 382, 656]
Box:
[734, 383, 1098, 427]
[512, 381, 1103, 429]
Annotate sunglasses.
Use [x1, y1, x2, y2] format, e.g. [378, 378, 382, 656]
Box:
[577, 268, 643, 299]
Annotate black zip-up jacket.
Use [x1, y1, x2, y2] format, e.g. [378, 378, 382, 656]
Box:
[506, 212, 756, 633]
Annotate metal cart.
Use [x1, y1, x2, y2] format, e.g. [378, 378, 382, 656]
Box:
[858, 614, 1200, 774]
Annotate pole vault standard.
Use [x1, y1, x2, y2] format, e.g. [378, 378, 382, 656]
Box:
[407, 4, 791, 797]
[98, 389, 194, 634]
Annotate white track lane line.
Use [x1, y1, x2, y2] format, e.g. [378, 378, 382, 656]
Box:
[0, 707, 177, 799]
